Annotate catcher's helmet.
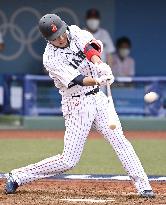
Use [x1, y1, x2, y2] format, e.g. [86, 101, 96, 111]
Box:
[39, 14, 67, 41]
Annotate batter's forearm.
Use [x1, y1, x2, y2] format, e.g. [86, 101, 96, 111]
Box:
[91, 55, 102, 64]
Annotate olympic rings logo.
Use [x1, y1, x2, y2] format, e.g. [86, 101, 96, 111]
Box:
[0, 7, 79, 61]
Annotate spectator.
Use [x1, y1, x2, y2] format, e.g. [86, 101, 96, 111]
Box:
[0, 31, 5, 51]
[85, 8, 115, 66]
[0, 31, 4, 112]
[112, 37, 135, 77]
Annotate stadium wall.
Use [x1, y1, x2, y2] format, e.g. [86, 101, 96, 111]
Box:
[0, 0, 166, 75]
[114, 0, 166, 76]
[1, 116, 166, 131]
[22, 117, 166, 131]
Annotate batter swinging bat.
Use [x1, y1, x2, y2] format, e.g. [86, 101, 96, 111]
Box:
[106, 81, 117, 130]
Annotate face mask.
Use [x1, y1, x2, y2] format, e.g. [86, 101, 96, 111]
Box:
[119, 48, 130, 58]
[86, 19, 100, 31]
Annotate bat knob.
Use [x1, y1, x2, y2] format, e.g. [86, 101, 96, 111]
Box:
[109, 124, 116, 130]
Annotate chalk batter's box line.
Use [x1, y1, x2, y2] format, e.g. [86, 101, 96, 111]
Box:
[0, 173, 166, 181]
[50, 174, 166, 181]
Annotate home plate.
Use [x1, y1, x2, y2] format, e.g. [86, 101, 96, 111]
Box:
[60, 198, 115, 203]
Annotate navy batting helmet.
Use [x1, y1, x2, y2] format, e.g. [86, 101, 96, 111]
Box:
[39, 14, 67, 41]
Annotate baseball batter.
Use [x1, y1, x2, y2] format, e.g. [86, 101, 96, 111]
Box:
[5, 14, 154, 198]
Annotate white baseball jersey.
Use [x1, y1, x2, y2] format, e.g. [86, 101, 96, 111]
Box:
[43, 25, 99, 99]
[10, 25, 152, 194]
[92, 28, 115, 62]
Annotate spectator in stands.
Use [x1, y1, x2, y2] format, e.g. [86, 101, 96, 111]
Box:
[0, 31, 5, 51]
[112, 37, 135, 77]
[0, 31, 4, 112]
[85, 8, 115, 66]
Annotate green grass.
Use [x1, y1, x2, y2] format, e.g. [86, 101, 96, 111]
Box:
[0, 138, 165, 175]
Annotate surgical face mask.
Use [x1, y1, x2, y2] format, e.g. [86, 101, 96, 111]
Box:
[119, 48, 130, 58]
[86, 19, 100, 31]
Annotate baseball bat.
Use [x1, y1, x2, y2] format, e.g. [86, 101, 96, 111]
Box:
[106, 81, 117, 130]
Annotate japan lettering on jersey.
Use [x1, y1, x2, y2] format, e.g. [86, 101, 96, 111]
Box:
[43, 25, 100, 98]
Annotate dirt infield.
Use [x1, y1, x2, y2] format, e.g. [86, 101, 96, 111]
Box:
[0, 130, 165, 204]
[0, 130, 166, 139]
[0, 179, 165, 205]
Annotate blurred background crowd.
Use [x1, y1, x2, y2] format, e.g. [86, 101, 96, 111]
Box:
[0, 0, 166, 117]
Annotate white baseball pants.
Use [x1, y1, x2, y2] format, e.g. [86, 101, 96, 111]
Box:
[11, 91, 152, 193]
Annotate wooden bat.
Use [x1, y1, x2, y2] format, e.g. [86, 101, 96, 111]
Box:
[106, 81, 117, 130]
